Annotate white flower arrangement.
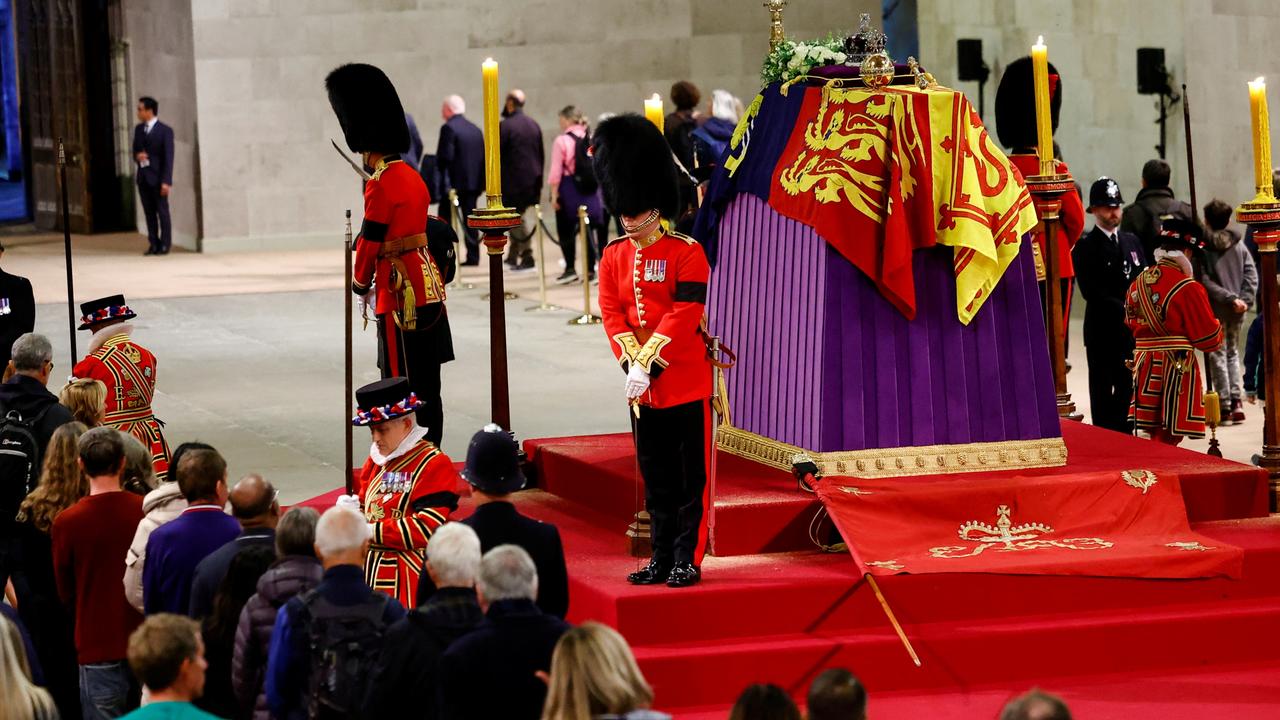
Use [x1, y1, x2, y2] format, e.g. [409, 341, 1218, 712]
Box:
[763, 35, 850, 85]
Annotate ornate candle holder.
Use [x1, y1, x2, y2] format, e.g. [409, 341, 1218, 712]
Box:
[1237, 194, 1280, 510]
[468, 198, 523, 432]
[1025, 171, 1082, 422]
[764, 1, 787, 52]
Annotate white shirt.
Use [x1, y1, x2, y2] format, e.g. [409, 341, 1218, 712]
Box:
[144, 117, 157, 134]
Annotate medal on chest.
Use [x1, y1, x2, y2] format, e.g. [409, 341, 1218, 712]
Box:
[643, 259, 667, 283]
[0, 298, 10, 316]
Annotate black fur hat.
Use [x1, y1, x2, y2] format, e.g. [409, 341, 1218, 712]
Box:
[325, 63, 409, 155]
[590, 114, 680, 220]
[995, 56, 1062, 151]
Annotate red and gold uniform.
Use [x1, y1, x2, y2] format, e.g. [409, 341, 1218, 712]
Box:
[354, 436, 460, 609]
[73, 312, 170, 481]
[1126, 259, 1224, 438]
[351, 157, 456, 445]
[599, 228, 714, 568]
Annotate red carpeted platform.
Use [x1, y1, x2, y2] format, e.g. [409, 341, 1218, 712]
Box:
[524, 421, 1270, 556]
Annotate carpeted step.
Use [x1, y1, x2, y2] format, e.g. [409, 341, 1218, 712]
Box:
[633, 597, 1280, 709]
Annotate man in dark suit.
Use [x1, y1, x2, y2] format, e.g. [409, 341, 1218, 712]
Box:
[437, 95, 486, 265]
[0, 241, 34, 372]
[499, 89, 544, 269]
[1073, 177, 1148, 433]
[417, 425, 568, 618]
[132, 96, 175, 255]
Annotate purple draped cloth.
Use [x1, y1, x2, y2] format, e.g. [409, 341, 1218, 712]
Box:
[707, 194, 1060, 453]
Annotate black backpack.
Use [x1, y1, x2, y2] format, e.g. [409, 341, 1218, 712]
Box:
[300, 589, 390, 720]
[0, 404, 54, 534]
[571, 131, 599, 194]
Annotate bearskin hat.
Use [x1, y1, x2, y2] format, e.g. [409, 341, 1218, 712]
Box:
[590, 114, 680, 220]
[995, 56, 1062, 151]
[325, 63, 409, 155]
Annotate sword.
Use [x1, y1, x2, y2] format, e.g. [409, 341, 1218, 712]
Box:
[331, 139, 371, 181]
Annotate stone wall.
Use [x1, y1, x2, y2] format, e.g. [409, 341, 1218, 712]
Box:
[189, 0, 875, 251]
[918, 0, 1280, 220]
[122, 0, 201, 250]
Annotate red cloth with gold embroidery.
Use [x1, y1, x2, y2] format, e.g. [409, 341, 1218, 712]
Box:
[815, 469, 1241, 578]
[352, 159, 446, 317]
[354, 439, 460, 607]
[1126, 259, 1224, 438]
[1007, 153, 1085, 278]
[72, 332, 171, 481]
[768, 87, 937, 319]
[598, 231, 713, 409]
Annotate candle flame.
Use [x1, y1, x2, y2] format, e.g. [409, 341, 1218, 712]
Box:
[1255, 76, 1266, 85]
[1036, 35, 1044, 46]
[483, 57, 496, 66]
[650, 93, 661, 102]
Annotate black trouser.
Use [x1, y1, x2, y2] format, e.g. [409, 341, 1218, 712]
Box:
[555, 206, 604, 274]
[137, 181, 171, 251]
[444, 188, 481, 262]
[1038, 278, 1074, 358]
[631, 399, 710, 566]
[1085, 341, 1135, 433]
[377, 313, 447, 447]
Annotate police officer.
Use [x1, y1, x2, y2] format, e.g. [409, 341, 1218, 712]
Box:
[1072, 178, 1147, 433]
[0, 241, 34, 373]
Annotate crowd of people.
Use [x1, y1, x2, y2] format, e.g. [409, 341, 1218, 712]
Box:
[419, 80, 743, 284]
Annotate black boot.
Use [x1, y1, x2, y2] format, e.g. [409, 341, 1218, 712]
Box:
[666, 562, 701, 588]
[626, 559, 671, 585]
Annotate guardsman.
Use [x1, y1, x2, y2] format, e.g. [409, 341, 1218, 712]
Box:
[1126, 214, 1223, 445]
[326, 63, 456, 446]
[593, 114, 714, 588]
[1073, 177, 1147, 433]
[338, 377, 462, 608]
[71, 294, 171, 479]
[996, 56, 1086, 360]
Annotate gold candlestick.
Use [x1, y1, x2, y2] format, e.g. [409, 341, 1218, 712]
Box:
[764, 0, 788, 52]
[644, 93, 664, 133]
[482, 58, 501, 202]
[1031, 36, 1054, 176]
[1249, 77, 1275, 202]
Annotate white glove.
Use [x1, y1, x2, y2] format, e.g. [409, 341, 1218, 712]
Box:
[625, 364, 651, 400]
[356, 292, 372, 316]
[335, 494, 362, 511]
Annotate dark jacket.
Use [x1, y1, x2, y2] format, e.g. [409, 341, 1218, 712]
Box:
[438, 598, 570, 720]
[232, 554, 323, 720]
[402, 113, 425, 171]
[691, 117, 735, 181]
[189, 527, 277, 619]
[1072, 225, 1147, 349]
[499, 110, 544, 208]
[664, 109, 698, 171]
[363, 586, 484, 719]
[265, 564, 405, 720]
[133, 120, 175, 187]
[1120, 186, 1183, 263]
[0, 269, 35, 371]
[417, 501, 568, 619]
[1245, 314, 1264, 399]
[437, 114, 485, 194]
[1197, 225, 1259, 320]
[0, 374, 75, 479]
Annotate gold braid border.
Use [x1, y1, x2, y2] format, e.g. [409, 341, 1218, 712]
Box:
[717, 424, 1067, 478]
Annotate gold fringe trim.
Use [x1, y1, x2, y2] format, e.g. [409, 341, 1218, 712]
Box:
[717, 425, 1067, 478]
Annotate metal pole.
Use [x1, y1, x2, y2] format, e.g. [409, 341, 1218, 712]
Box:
[526, 204, 559, 312]
[567, 205, 601, 325]
[343, 210, 354, 494]
[58, 138, 77, 365]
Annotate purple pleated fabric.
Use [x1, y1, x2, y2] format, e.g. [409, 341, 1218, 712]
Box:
[707, 194, 1060, 453]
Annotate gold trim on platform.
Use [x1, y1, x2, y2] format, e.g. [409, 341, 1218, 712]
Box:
[716, 425, 1068, 477]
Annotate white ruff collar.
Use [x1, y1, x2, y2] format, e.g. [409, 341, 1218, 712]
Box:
[369, 424, 429, 467]
[88, 323, 134, 354]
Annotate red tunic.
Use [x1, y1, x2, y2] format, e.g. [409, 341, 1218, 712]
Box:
[352, 158, 446, 321]
[72, 332, 171, 481]
[1126, 259, 1224, 438]
[598, 230, 713, 409]
[354, 439, 460, 608]
[1008, 154, 1085, 279]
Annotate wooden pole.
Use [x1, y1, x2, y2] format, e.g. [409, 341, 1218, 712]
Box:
[58, 139, 77, 366]
[343, 210, 354, 495]
[1027, 174, 1082, 420]
[865, 574, 922, 667]
[1258, 243, 1280, 509]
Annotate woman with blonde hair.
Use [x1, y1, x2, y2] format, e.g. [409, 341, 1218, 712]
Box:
[60, 377, 106, 427]
[0, 614, 58, 720]
[542, 622, 669, 720]
[11, 420, 88, 719]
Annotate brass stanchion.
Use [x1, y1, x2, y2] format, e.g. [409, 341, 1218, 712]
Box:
[568, 205, 601, 325]
[526, 203, 560, 312]
[449, 189, 475, 290]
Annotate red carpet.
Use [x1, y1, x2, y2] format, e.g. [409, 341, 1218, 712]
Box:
[299, 426, 1280, 717]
